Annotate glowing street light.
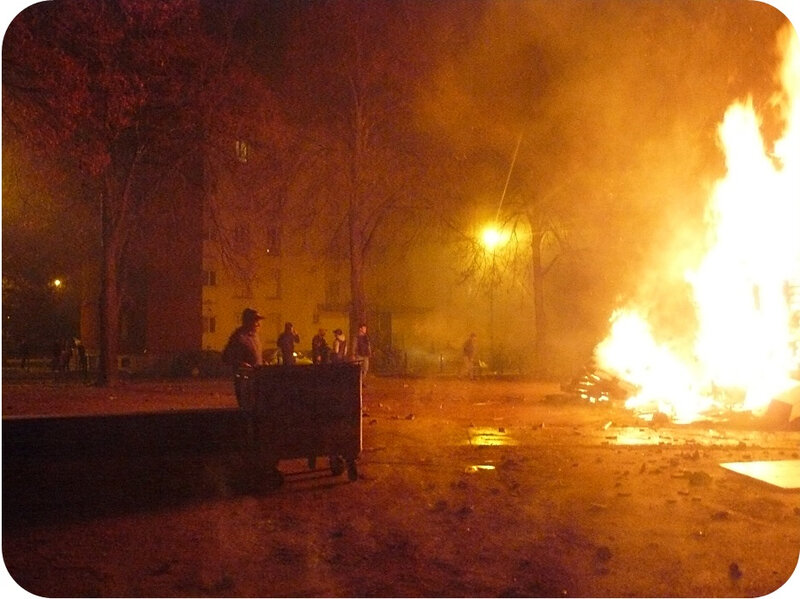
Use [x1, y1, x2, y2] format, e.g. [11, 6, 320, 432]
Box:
[481, 226, 507, 253]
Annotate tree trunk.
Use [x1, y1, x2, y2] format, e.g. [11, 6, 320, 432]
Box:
[349, 212, 367, 344]
[531, 229, 547, 372]
[97, 186, 121, 387]
[347, 78, 368, 343]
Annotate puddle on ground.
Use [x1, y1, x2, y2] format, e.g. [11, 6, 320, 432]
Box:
[467, 426, 518, 446]
[464, 464, 496, 473]
[603, 426, 775, 447]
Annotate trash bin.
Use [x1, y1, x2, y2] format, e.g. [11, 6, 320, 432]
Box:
[237, 362, 362, 483]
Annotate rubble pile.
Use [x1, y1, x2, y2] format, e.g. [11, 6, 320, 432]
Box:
[563, 364, 638, 404]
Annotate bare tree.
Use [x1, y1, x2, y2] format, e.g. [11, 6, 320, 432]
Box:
[280, 0, 441, 342]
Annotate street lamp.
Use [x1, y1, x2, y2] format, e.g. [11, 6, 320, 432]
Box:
[480, 225, 507, 372]
[481, 226, 504, 252]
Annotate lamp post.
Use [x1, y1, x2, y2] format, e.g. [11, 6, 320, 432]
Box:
[481, 225, 506, 372]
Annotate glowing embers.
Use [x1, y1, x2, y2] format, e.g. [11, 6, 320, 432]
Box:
[466, 426, 518, 446]
[720, 459, 800, 490]
[605, 427, 668, 446]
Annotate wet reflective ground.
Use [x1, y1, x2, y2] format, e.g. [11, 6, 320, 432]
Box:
[3, 376, 799, 597]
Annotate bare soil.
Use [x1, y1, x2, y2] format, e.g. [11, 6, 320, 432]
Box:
[2, 373, 800, 597]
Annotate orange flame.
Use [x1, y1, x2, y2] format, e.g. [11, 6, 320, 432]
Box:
[595, 26, 800, 422]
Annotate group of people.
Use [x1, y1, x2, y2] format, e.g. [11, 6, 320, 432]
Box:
[222, 308, 372, 376]
[222, 307, 479, 383]
[50, 337, 88, 377]
[311, 327, 348, 365]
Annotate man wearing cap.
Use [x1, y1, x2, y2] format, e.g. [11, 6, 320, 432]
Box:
[222, 308, 265, 406]
[223, 308, 265, 369]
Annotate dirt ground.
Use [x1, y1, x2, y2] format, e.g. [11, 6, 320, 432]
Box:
[2, 372, 800, 597]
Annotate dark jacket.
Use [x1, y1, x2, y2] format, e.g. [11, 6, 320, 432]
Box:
[355, 332, 371, 358]
[223, 326, 263, 370]
[277, 329, 300, 365]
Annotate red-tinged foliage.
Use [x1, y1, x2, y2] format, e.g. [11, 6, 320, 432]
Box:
[2, 4, 90, 156]
[3, 0, 288, 385]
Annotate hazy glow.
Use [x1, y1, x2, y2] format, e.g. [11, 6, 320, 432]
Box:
[481, 225, 508, 251]
[595, 27, 800, 422]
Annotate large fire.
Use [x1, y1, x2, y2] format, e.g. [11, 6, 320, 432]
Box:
[594, 25, 800, 423]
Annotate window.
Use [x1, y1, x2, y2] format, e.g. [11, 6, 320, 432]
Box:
[233, 224, 251, 252]
[326, 280, 341, 305]
[235, 140, 250, 163]
[264, 268, 280, 299]
[265, 227, 281, 256]
[235, 281, 253, 299]
[203, 316, 216, 334]
[203, 270, 216, 286]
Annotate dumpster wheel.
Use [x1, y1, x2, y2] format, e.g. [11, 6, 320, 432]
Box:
[346, 460, 358, 481]
[266, 466, 284, 488]
[267, 468, 285, 488]
[330, 455, 346, 476]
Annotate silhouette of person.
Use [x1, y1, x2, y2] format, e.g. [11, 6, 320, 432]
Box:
[277, 322, 300, 366]
[331, 329, 347, 363]
[311, 328, 330, 364]
[222, 308, 265, 403]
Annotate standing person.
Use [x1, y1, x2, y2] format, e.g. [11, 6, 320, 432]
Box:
[19, 339, 29, 371]
[277, 322, 300, 366]
[51, 339, 62, 371]
[462, 332, 478, 380]
[77, 341, 88, 381]
[222, 308, 265, 402]
[331, 329, 347, 363]
[51, 339, 63, 372]
[311, 328, 330, 364]
[354, 323, 372, 379]
[60, 338, 73, 372]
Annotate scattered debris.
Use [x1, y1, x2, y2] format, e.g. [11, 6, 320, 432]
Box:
[456, 505, 473, 517]
[650, 412, 671, 427]
[688, 471, 712, 486]
[763, 385, 800, 429]
[563, 365, 638, 404]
